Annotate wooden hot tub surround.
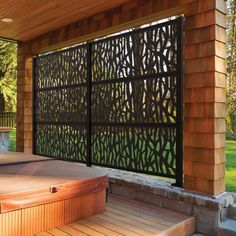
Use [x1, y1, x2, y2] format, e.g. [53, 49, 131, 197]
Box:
[0, 153, 108, 236]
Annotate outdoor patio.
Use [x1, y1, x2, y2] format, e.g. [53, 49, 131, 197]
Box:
[0, 0, 233, 235]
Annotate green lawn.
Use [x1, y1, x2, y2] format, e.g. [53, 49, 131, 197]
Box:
[9, 129, 16, 152]
[8, 129, 236, 192]
[226, 140, 236, 192]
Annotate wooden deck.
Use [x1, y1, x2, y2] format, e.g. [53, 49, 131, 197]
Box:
[37, 194, 195, 236]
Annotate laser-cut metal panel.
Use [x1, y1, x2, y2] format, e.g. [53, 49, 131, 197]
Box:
[35, 124, 87, 162]
[33, 18, 183, 183]
[91, 76, 177, 124]
[92, 126, 176, 177]
[34, 45, 88, 163]
[92, 23, 177, 81]
[91, 19, 181, 178]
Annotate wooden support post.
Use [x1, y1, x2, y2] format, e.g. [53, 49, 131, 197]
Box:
[16, 43, 33, 153]
[183, 0, 226, 195]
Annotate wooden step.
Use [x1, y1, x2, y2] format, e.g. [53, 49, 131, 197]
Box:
[37, 194, 196, 236]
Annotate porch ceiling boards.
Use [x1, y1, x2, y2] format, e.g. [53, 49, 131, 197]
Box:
[0, 0, 129, 41]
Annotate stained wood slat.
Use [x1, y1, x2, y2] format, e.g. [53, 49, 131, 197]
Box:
[106, 206, 167, 230]
[37, 194, 195, 236]
[36, 232, 52, 236]
[159, 219, 196, 236]
[78, 219, 123, 236]
[0, 191, 107, 236]
[93, 213, 152, 236]
[21, 205, 45, 236]
[0, 210, 21, 236]
[0, 0, 130, 41]
[57, 225, 88, 236]
[108, 195, 188, 221]
[44, 201, 65, 230]
[46, 228, 71, 236]
[69, 223, 106, 236]
[87, 216, 139, 236]
[107, 200, 175, 227]
[100, 211, 160, 235]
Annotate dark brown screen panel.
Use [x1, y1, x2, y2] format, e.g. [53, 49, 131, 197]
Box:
[33, 17, 183, 185]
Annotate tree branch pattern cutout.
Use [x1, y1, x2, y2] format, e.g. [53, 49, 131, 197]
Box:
[34, 19, 181, 178]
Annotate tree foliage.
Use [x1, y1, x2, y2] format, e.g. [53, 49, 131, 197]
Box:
[226, 0, 236, 138]
[0, 40, 17, 112]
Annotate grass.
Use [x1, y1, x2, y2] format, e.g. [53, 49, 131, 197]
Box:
[8, 129, 236, 192]
[225, 140, 236, 192]
[9, 129, 16, 152]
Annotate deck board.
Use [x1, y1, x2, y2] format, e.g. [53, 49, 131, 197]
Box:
[46, 228, 71, 236]
[37, 194, 195, 236]
[76, 219, 123, 236]
[87, 216, 140, 236]
[36, 232, 52, 236]
[57, 225, 88, 236]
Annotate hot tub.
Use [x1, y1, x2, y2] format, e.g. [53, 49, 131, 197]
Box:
[0, 153, 108, 236]
[0, 127, 13, 151]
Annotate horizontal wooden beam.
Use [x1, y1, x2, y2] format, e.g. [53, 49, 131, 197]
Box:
[23, 1, 184, 55]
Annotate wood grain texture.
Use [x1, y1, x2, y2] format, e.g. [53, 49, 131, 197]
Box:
[22, 0, 184, 54]
[0, 191, 106, 236]
[184, 147, 225, 165]
[36, 194, 196, 236]
[16, 51, 32, 153]
[0, 209, 21, 236]
[183, 0, 226, 195]
[0, 0, 130, 41]
[1, 0, 226, 44]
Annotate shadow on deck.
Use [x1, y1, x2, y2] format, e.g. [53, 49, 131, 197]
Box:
[37, 194, 195, 236]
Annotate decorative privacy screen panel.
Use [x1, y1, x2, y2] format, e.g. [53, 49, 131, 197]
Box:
[33, 18, 183, 185]
[34, 46, 88, 163]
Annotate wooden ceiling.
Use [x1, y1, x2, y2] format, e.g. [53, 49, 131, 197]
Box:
[0, 0, 130, 41]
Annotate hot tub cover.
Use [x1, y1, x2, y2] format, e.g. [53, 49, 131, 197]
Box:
[0, 153, 108, 213]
